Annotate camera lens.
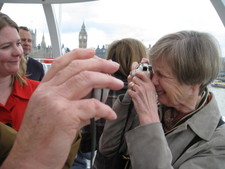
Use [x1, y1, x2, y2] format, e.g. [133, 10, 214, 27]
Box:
[143, 67, 148, 71]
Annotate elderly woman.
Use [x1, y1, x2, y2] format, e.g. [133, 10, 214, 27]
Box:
[96, 31, 225, 169]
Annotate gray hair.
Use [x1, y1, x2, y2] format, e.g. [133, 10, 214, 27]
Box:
[149, 30, 221, 94]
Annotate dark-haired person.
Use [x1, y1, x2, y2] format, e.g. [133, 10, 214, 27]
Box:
[19, 26, 44, 81]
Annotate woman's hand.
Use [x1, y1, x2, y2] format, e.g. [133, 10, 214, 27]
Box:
[127, 57, 150, 83]
[128, 71, 159, 125]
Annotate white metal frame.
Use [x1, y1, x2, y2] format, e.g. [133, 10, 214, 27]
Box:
[0, 0, 97, 58]
[211, 0, 225, 27]
[0, 0, 224, 57]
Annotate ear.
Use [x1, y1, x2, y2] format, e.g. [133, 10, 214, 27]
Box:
[191, 83, 201, 94]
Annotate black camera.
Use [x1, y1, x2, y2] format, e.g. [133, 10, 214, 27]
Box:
[131, 63, 152, 77]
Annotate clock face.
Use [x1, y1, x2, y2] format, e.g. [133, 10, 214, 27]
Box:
[80, 35, 87, 39]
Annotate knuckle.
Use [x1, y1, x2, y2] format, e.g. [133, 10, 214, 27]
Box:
[70, 60, 81, 69]
[74, 71, 94, 88]
[51, 59, 60, 69]
[89, 98, 101, 111]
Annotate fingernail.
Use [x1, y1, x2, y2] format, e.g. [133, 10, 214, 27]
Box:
[109, 60, 120, 66]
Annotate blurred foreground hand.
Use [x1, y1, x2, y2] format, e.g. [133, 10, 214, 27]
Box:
[1, 48, 124, 169]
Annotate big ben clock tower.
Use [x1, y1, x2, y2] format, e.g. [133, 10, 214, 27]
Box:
[79, 22, 87, 48]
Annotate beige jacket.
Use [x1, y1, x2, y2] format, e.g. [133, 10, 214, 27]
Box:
[99, 92, 225, 169]
[0, 123, 81, 169]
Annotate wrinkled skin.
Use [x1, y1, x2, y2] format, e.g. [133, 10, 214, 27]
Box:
[1, 48, 124, 169]
[128, 59, 159, 125]
[127, 58, 201, 125]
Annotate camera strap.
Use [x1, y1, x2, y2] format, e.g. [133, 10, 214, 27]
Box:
[90, 89, 104, 169]
[90, 118, 96, 169]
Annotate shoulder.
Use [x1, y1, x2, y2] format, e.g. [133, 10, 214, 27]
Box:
[0, 123, 16, 163]
[193, 118, 225, 153]
[28, 57, 44, 68]
[28, 57, 37, 63]
[12, 78, 40, 99]
[212, 122, 225, 145]
[0, 123, 17, 144]
[25, 78, 40, 89]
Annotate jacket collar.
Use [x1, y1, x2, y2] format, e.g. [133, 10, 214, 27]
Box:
[161, 89, 222, 141]
[187, 93, 221, 141]
[12, 78, 36, 100]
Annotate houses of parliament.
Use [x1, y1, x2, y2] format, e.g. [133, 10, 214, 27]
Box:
[29, 23, 225, 72]
[29, 22, 107, 59]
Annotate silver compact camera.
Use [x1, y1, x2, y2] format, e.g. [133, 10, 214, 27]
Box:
[131, 63, 152, 77]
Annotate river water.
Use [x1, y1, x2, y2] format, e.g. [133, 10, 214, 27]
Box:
[208, 85, 225, 116]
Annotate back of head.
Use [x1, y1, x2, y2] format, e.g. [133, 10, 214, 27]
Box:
[0, 12, 27, 86]
[106, 38, 148, 78]
[150, 30, 221, 94]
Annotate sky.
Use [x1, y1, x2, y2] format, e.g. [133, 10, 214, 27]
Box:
[1, 0, 225, 57]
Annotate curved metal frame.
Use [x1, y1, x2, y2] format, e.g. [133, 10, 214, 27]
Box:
[0, 0, 96, 58]
[211, 0, 225, 27]
[0, 0, 224, 57]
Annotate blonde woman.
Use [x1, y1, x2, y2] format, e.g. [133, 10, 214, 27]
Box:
[0, 12, 39, 131]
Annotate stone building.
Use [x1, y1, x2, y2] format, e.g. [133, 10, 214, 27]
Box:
[30, 22, 154, 61]
[78, 22, 107, 58]
[95, 45, 107, 59]
[79, 22, 88, 48]
[30, 29, 52, 59]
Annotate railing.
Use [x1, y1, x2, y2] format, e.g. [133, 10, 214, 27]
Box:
[34, 58, 55, 63]
[34, 58, 55, 73]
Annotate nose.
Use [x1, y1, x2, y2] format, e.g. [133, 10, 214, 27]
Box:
[12, 45, 23, 57]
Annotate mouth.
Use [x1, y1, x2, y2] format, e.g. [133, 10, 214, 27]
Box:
[156, 90, 165, 96]
[9, 60, 20, 64]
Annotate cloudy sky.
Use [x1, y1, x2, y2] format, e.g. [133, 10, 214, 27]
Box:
[1, 0, 225, 57]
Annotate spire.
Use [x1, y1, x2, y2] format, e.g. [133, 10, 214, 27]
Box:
[82, 21, 85, 29]
[80, 21, 87, 33]
[41, 33, 46, 49]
